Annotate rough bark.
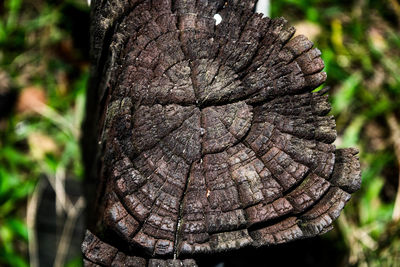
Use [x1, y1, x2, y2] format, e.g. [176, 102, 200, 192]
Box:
[81, 0, 362, 266]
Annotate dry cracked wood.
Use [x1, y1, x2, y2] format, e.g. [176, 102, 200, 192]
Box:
[81, 0, 361, 266]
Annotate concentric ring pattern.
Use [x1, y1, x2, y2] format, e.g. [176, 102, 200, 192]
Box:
[82, 0, 361, 266]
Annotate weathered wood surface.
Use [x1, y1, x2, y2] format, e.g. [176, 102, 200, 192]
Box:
[81, 0, 361, 266]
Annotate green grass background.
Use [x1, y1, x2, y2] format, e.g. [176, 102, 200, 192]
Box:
[1, 0, 400, 266]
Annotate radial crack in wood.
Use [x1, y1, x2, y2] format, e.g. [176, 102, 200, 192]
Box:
[82, 0, 362, 266]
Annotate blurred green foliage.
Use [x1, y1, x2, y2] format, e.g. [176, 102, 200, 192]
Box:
[0, 0, 88, 266]
[0, 0, 400, 266]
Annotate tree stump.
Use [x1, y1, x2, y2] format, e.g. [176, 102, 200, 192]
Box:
[81, 1, 361, 266]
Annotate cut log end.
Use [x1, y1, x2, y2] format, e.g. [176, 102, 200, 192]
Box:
[82, 0, 361, 266]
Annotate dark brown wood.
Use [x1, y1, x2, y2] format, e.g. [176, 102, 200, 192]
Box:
[81, 0, 361, 266]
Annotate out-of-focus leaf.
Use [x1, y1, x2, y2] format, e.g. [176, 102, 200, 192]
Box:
[365, 96, 391, 118]
[10, 179, 35, 200]
[321, 48, 334, 74]
[5, 0, 22, 31]
[306, 7, 319, 22]
[25, 6, 61, 33]
[65, 256, 83, 267]
[6, 218, 28, 241]
[0, 179, 35, 216]
[43, 154, 59, 175]
[0, 168, 22, 196]
[331, 18, 345, 53]
[0, 199, 17, 217]
[340, 115, 365, 148]
[360, 177, 384, 223]
[0, 224, 14, 246]
[362, 152, 393, 184]
[0, 21, 7, 43]
[332, 73, 362, 114]
[0, 146, 31, 168]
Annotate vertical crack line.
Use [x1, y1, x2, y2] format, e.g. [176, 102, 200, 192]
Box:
[199, 105, 204, 158]
[173, 162, 194, 259]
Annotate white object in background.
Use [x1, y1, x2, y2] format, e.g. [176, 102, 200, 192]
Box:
[256, 0, 270, 17]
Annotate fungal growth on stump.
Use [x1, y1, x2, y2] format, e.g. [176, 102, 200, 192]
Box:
[81, 0, 361, 266]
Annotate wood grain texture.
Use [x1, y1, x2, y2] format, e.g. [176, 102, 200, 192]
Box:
[81, 0, 361, 266]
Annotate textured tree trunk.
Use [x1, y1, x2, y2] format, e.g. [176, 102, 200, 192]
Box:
[81, 1, 361, 266]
